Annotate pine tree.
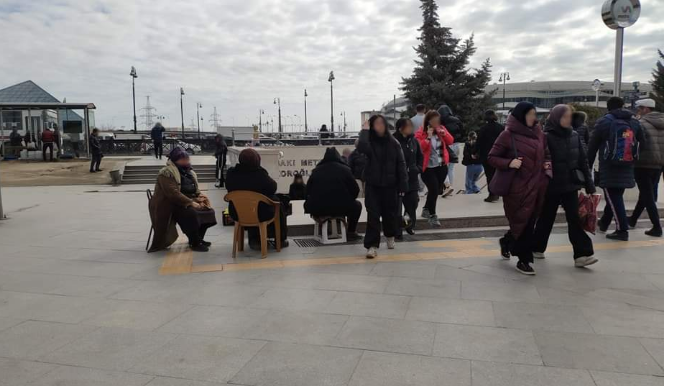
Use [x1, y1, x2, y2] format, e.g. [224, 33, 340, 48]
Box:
[650, 50, 664, 112]
[401, 0, 494, 134]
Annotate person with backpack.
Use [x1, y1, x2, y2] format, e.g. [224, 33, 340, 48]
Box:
[588, 97, 645, 241]
[532, 105, 597, 267]
[628, 98, 663, 237]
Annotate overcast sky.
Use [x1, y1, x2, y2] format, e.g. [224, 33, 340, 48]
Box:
[1, 0, 664, 132]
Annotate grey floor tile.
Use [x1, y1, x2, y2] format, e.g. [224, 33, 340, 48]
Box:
[638, 338, 663, 368]
[371, 262, 438, 279]
[179, 283, 268, 307]
[310, 273, 391, 293]
[461, 281, 541, 303]
[643, 274, 663, 290]
[0, 291, 109, 323]
[349, 351, 471, 386]
[405, 296, 495, 326]
[433, 324, 542, 365]
[145, 377, 226, 386]
[534, 331, 663, 375]
[82, 300, 193, 331]
[157, 305, 269, 338]
[245, 310, 348, 345]
[579, 305, 663, 338]
[493, 302, 594, 333]
[335, 315, 435, 355]
[0, 358, 56, 386]
[230, 341, 362, 386]
[129, 335, 265, 383]
[589, 371, 664, 386]
[42, 327, 177, 372]
[249, 287, 337, 312]
[535, 286, 630, 309]
[0, 320, 97, 360]
[588, 288, 663, 311]
[324, 291, 411, 319]
[27, 365, 153, 386]
[0, 317, 24, 332]
[471, 361, 596, 386]
[384, 277, 461, 299]
[433, 265, 508, 283]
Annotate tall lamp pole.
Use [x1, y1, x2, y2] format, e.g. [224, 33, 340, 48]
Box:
[180, 88, 185, 138]
[196, 102, 202, 139]
[601, 0, 641, 97]
[304, 89, 308, 133]
[274, 98, 282, 135]
[259, 109, 264, 133]
[328, 71, 335, 133]
[498, 71, 510, 110]
[130, 66, 138, 133]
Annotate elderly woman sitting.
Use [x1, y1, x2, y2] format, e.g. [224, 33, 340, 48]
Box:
[148, 147, 217, 252]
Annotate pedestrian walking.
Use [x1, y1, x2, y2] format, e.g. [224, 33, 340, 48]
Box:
[438, 105, 462, 196]
[628, 98, 663, 237]
[488, 102, 551, 275]
[588, 97, 644, 241]
[415, 110, 454, 228]
[89, 128, 103, 172]
[151, 122, 166, 159]
[532, 104, 598, 267]
[477, 110, 504, 202]
[214, 134, 228, 187]
[572, 111, 590, 146]
[357, 114, 408, 258]
[462, 131, 483, 194]
[393, 118, 423, 237]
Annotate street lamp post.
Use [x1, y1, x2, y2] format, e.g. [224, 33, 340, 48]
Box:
[328, 71, 335, 133]
[274, 98, 282, 135]
[259, 109, 264, 133]
[601, 0, 641, 96]
[130, 66, 138, 133]
[180, 88, 185, 138]
[340, 111, 346, 132]
[196, 102, 202, 139]
[304, 89, 308, 133]
[498, 71, 510, 110]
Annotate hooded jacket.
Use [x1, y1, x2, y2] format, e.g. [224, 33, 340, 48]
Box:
[393, 130, 424, 192]
[543, 121, 595, 195]
[636, 111, 664, 169]
[226, 163, 278, 222]
[151, 124, 165, 142]
[477, 120, 504, 163]
[438, 105, 463, 143]
[357, 129, 408, 192]
[304, 147, 360, 216]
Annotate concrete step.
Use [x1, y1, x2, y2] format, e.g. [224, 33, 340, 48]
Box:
[121, 177, 217, 185]
[123, 170, 217, 176]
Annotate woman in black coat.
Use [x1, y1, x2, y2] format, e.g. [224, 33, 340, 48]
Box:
[476, 110, 505, 202]
[532, 105, 597, 267]
[393, 118, 423, 237]
[357, 114, 408, 258]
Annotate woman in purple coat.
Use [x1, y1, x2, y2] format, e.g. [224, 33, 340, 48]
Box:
[488, 102, 551, 275]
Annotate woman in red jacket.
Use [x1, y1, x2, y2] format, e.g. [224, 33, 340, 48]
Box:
[415, 110, 454, 228]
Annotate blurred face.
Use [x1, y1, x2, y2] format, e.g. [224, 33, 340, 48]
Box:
[525, 110, 537, 127]
[637, 106, 652, 116]
[401, 120, 414, 136]
[559, 109, 573, 128]
[295, 177, 303, 184]
[373, 117, 386, 136]
[342, 149, 351, 157]
[429, 116, 441, 129]
[175, 157, 191, 168]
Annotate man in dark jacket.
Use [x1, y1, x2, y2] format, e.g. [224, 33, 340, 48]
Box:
[150, 122, 166, 159]
[393, 118, 423, 237]
[629, 98, 663, 237]
[304, 147, 362, 240]
[41, 127, 55, 161]
[9, 128, 22, 157]
[572, 111, 590, 146]
[89, 129, 102, 172]
[226, 148, 288, 248]
[588, 97, 645, 241]
[476, 110, 504, 202]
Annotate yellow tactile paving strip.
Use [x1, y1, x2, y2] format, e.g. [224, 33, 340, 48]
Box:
[158, 238, 664, 276]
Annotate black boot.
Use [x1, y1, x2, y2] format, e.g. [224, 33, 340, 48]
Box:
[645, 228, 663, 237]
[499, 237, 511, 259]
[189, 241, 209, 252]
[606, 230, 629, 241]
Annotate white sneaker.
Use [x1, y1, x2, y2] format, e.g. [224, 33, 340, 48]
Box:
[533, 252, 545, 259]
[386, 237, 395, 249]
[574, 256, 599, 268]
[366, 247, 378, 259]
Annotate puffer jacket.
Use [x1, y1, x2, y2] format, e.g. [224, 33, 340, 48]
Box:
[393, 131, 423, 192]
[304, 147, 360, 216]
[357, 129, 408, 192]
[636, 111, 663, 169]
[438, 105, 463, 143]
[543, 122, 595, 195]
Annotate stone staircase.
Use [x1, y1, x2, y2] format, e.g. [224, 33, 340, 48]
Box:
[121, 164, 217, 185]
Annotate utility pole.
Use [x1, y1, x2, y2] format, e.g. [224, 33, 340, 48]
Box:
[304, 89, 308, 133]
[341, 111, 347, 132]
[274, 98, 282, 134]
[196, 102, 202, 138]
[129, 66, 138, 133]
[180, 87, 185, 138]
[328, 71, 335, 133]
[258, 109, 264, 133]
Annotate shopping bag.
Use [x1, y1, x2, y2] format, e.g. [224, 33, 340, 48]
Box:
[578, 192, 602, 235]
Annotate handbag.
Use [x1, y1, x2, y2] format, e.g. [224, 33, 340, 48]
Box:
[488, 133, 518, 196]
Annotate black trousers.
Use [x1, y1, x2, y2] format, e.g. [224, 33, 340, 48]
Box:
[631, 168, 662, 229]
[397, 190, 419, 236]
[533, 191, 594, 259]
[483, 162, 496, 195]
[215, 153, 227, 186]
[601, 187, 628, 232]
[421, 165, 448, 215]
[247, 202, 288, 244]
[501, 216, 536, 264]
[90, 153, 102, 172]
[153, 141, 163, 159]
[43, 143, 53, 161]
[172, 207, 217, 245]
[364, 185, 398, 248]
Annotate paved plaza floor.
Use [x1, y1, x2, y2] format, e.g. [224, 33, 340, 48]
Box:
[0, 184, 664, 385]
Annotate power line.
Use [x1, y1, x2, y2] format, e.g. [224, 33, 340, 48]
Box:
[209, 106, 222, 131]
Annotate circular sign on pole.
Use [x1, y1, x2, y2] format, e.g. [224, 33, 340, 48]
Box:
[602, 0, 641, 29]
[592, 79, 602, 91]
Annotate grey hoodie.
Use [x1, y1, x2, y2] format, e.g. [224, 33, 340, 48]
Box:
[637, 111, 664, 169]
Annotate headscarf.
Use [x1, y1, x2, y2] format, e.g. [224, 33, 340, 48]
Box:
[169, 147, 189, 163]
[318, 147, 343, 166]
[510, 101, 537, 127]
[239, 148, 261, 169]
[547, 104, 571, 129]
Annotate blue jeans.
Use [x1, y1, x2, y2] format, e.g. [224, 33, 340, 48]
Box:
[465, 164, 483, 194]
[446, 143, 461, 187]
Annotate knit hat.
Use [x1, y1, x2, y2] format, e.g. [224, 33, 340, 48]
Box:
[239, 148, 261, 169]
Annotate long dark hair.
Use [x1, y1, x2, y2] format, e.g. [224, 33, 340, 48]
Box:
[395, 118, 412, 132]
[368, 114, 388, 136]
[422, 110, 440, 133]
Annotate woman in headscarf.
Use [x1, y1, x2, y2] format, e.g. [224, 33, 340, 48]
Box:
[532, 105, 597, 267]
[225, 148, 289, 249]
[488, 102, 551, 275]
[148, 147, 217, 252]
